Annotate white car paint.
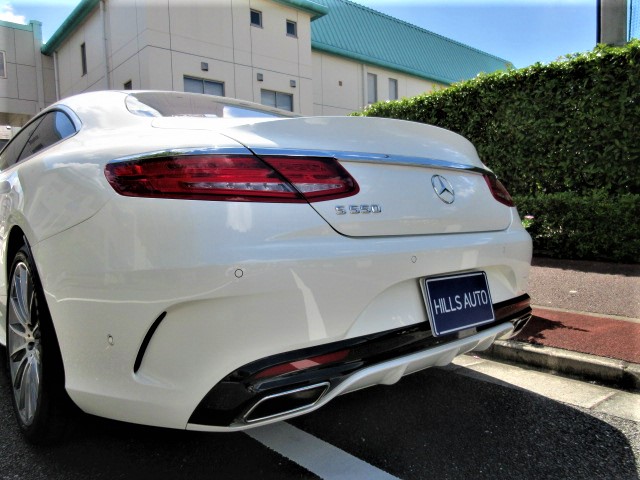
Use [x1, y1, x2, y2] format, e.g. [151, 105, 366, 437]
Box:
[0, 91, 531, 431]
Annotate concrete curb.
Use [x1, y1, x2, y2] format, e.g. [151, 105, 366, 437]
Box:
[481, 340, 640, 392]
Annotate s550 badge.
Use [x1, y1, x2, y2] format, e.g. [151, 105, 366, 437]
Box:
[335, 205, 382, 215]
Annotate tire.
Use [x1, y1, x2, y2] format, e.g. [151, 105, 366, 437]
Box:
[6, 245, 74, 444]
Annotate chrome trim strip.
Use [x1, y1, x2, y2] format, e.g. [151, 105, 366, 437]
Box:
[110, 147, 492, 176]
[111, 146, 251, 163]
[242, 382, 330, 424]
[251, 148, 492, 175]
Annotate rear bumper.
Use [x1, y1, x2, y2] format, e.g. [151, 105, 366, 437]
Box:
[187, 294, 531, 431]
[31, 197, 531, 430]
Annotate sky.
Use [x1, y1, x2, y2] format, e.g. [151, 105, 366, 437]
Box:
[0, 0, 598, 68]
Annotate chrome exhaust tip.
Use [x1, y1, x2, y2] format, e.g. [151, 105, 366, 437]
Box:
[243, 383, 330, 424]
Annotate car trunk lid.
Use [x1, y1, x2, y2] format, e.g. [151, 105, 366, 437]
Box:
[176, 116, 515, 236]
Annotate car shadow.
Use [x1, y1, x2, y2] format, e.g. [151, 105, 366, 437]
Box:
[0, 376, 317, 480]
[514, 314, 589, 344]
[289, 367, 639, 480]
[0, 365, 637, 480]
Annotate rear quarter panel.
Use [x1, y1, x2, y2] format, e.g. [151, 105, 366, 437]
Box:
[0, 124, 250, 346]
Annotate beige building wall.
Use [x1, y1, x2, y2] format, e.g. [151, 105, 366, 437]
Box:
[53, 0, 316, 115]
[312, 50, 444, 116]
[0, 20, 53, 128]
[55, 8, 108, 98]
[49, 0, 450, 118]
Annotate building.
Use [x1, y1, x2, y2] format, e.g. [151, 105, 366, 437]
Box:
[0, 19, 56, 138]
[2, 0, 511, 129]
[311, 0, 510, 114]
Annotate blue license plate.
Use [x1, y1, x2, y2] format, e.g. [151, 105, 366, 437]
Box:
[423, 272, 495, 336]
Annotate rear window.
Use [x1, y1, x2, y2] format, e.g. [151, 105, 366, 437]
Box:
[126, 92, 296, 119]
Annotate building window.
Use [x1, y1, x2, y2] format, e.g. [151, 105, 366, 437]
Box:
[80, 43, 87, 76]
[123, 80, 132, 90]
[250, 9, 262, 27]
[389, 78, 398, 100]
[367, 73, 377, 104]
[286, 20, 297, 37]
[0, 51, 6, 79]
[184, 76, 225, 96]
[261, 89, 293, 112]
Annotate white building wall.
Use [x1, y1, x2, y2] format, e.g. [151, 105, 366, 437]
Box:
[53, 0, 315, 115]
[312, 50, 444, 116]
[312, 51, 363, 116]
[55, 7, 108, 99]
[42, 55, 56, 105]
[0, 20, 51, 127]
[49, 0, 449, 118]
[107, 0, 143, 89]
[247, 0, 313, 111]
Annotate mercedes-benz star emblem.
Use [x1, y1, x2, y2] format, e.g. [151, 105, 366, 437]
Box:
[431, 175, 455, 204]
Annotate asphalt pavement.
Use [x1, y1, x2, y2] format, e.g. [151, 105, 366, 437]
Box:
[3, 363, 636, 480]
[484, 256, 640, 390]
[1, 255, 638, 478]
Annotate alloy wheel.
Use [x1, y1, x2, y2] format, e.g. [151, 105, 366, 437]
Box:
[7, 261, 42, 426]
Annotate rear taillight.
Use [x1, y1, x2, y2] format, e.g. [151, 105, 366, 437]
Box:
[484, 174, 515, 207]
[260, 156, 358, 201]
[105, 155, 359, 203]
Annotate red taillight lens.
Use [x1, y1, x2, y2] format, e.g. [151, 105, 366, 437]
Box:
[105, 155, 358, 202]
[253, 349, 350, 380]
[105, 155, 301, 202]
[484, 174, 515, 207]
[260, 156, 359, 201]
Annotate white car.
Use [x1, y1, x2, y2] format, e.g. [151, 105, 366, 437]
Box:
[0, 91, 532, 443]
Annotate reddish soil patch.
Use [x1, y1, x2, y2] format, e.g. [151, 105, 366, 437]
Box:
[516, 308, 640, 364]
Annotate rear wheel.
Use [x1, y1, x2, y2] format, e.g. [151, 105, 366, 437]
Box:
[6, 246, 73, 443]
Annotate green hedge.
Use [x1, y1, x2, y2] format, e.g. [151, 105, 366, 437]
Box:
[358, 40, 639, 196]
[356, 40, 640, 262]
[515, 192, 640, 263]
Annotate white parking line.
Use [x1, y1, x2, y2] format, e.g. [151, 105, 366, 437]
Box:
[450, 355, 640, 422]
[246, 422, 401, 480]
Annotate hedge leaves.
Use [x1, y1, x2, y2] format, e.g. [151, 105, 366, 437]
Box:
[356, 41, 640, 262]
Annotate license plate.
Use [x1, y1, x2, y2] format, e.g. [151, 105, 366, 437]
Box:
[423, 272, 495, 336]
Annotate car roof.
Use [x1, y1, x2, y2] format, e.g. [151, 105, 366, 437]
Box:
[51, 90, 298, 130]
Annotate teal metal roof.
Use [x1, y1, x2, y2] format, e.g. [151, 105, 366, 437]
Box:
[310, 0, 511, 85]
[272, 0, 328, 19]
[41, 0, 328, 56]
[0, 19, 38, 31]
[41, 0, 98, 56]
